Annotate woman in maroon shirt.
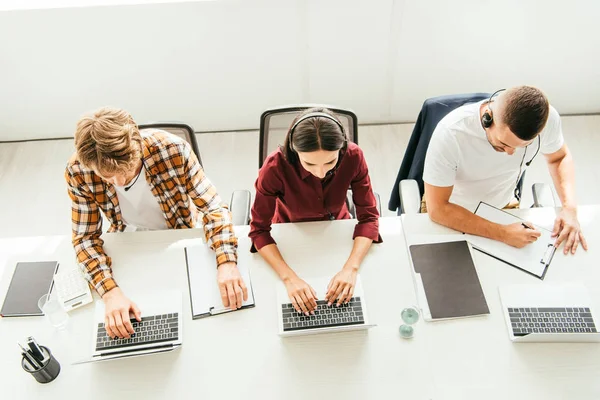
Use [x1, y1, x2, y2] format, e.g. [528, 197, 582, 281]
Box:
[249, 108, 381, 316]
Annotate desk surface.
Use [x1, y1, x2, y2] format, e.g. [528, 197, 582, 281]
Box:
[1, 206, 599, 400]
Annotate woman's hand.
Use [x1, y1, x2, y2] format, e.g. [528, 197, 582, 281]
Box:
[325, 265, 358, 307]
[284, 276, 318, 316]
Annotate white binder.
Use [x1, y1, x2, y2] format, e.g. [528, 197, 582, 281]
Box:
[184, 245, 255, 319]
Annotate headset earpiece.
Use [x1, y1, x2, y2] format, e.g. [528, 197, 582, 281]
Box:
[481, 111, 493, 129]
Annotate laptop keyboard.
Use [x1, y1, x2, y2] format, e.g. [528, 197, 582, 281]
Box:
[509, 307, 597, 336]
[281, 297, 364, 332]
[96, 313, 179, 351]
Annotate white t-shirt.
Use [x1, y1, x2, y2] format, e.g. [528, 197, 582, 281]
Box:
[114, 168, 168, 231]
[423, 101, 564, 212]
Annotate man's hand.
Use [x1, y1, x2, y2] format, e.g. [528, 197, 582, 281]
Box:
[500, 222, 542, 248]
[325, 264, 358, 307]
[552, 207, 588, 255]
[102, 287, 141, 339]
[217, 262, 248, 310]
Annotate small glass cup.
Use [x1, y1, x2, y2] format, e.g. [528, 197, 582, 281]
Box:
[399, 306, 420, 339]
[38, 293, 69, 329]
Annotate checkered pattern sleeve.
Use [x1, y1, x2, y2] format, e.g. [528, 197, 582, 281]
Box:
[65, 164, 117, 297]
[182, 146, 238, 266]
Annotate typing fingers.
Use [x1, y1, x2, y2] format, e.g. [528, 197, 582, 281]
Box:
[337, 284, 351, 306]
[291, 296, 301, 314]
[303, 288, 317, 312]
[297, 292, 311, 315]
[105, 315, 116, 339]
[342, 284, 355, 304]
[112, 311, 129, 338]
[326, 282, 340, 305]
[131, 302, 142, 322]
[121, 309, 135, 336]
[331, 284, 345, 307]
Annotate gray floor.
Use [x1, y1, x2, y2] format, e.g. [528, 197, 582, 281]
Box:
[0, 116, 598, 240]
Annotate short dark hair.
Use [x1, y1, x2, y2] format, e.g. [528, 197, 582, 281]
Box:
[500, 86, 550, 141]
[282, 107, 347, 163]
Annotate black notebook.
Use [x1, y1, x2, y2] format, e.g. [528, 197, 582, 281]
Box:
[1, 261, 59, 317]
[409, 241, 489, 320]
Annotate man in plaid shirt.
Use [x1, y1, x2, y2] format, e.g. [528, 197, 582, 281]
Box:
[65, 107, 246, 339]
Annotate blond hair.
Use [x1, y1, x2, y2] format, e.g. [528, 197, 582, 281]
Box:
[74, 107, 142, 174]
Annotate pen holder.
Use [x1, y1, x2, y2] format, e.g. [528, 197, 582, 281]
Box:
[21, 346, 60, 383]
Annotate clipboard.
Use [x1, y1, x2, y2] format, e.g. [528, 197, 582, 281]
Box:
[184, 246, 255, 319]
[468, 202, 557, 280]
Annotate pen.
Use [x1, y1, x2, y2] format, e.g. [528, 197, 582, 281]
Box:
[21, 355, 34, 371]
[521, 223, 533, 230]
[19, 343, 42, 370]
[26, 337, 45, 362]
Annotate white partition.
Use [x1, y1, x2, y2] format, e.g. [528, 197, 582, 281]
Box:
[0, 0, 599, 141]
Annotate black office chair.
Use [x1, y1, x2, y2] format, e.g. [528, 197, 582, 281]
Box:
[138, 122, 251, 225]
[231, 104, 382, 225]
[388, 93, 555, 214]
[138, 122, 202, 167]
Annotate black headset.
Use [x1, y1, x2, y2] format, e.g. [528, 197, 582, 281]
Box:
[481, 89, 505, 128]
[288, 112, 347, 153]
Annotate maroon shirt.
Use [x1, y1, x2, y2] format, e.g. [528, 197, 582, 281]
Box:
[249, 142, 381, 252]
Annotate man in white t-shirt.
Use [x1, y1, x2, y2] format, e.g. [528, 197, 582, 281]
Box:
[423, 86, 587, 254]
[66, 107, 247, 339]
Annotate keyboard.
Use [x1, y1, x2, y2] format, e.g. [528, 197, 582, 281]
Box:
[508, 307, 598, 336]
[54, 267, 93, 310]
[281, 297, 364, 332]
[96, 313, 179, 351]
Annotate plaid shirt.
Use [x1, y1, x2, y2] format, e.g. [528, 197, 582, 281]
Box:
[65, 129, 237, 296]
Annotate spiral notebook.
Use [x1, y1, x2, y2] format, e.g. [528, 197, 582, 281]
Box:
[184, 245, 255, 319]
[467, 202, 557, 279]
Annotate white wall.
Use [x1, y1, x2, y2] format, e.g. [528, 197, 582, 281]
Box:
[1, 0, 599, 141]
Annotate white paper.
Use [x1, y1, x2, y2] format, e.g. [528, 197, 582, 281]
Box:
[468, 202, 556, 278]
[185, 245, 254, 317]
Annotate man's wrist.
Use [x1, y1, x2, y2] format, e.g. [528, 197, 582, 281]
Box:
[217, 261, 237, 269]
[493, 223, 507, 243]
[102, 286, 121, 299]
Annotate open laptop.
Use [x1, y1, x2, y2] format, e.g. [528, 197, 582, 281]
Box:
[277, 275, 375, 337]
[499, 283, 600, 343]
[74, 290, 183, 364]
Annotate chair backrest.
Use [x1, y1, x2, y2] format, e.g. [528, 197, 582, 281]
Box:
[138, 122, 202, 167]
[258, 104, 358, 169]
[388, 93, 490, 213]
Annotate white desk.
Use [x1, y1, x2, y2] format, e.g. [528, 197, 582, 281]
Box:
[1, 207, 599, 399]
[0, 218, 429, 399]
[402, 205, 600, 399]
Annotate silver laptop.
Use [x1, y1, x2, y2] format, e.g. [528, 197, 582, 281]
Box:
[277, 275, 375, 337]
[499, 283, 600, 343]
[74, 290, 183, 364]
